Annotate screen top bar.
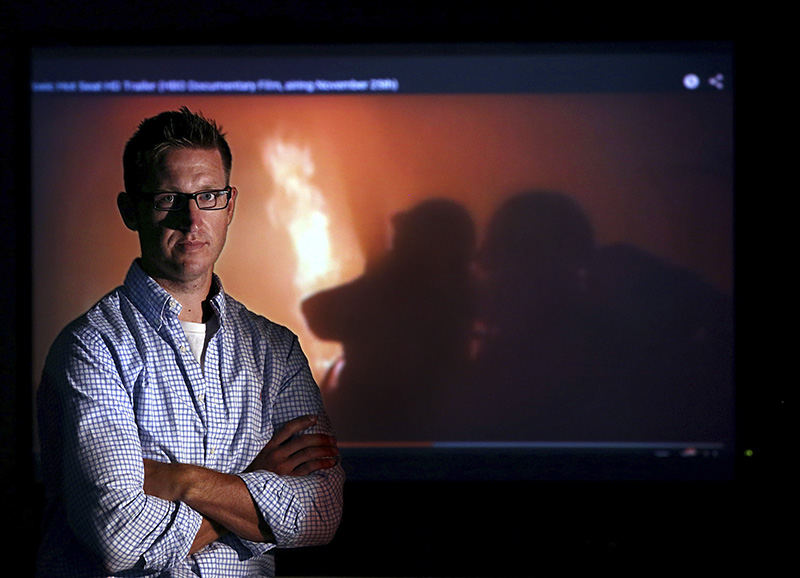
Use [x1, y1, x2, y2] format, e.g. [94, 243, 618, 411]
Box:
[31, 43, 733, 96]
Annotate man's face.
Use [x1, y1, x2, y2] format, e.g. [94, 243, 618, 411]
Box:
[123, 147, 236, 289]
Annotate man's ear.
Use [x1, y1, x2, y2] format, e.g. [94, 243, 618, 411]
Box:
[117, 191, 139, 231]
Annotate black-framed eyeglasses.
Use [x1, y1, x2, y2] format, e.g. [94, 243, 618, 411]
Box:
[139, 186, 234, 211]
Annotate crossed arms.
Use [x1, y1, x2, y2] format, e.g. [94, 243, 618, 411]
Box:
[142, 415, 339, 553]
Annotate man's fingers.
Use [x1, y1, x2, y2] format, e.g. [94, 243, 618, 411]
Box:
[291, 457, 340, 477]
[270, 414, 318, 446]
[284, 444, 340, 476]
[247, 415, 339, 476]
[275, 435, 339, 475]
[281, 433, 338, 455]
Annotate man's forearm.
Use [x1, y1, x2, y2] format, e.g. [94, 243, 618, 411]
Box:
[144, 460, 272, 544]
[189, 517, 228, 554]
[182, 465, 275, 543]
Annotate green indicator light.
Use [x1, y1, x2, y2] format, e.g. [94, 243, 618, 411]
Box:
[744, 449, 754, 457]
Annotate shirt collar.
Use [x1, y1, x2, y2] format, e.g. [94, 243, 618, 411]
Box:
[123, 260, 227, 330]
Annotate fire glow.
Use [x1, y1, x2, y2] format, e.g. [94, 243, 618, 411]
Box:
[264, 138, 340, 291]
[263, 137, 362, 385]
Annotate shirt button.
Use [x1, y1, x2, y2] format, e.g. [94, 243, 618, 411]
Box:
[180, 345, 187, 353]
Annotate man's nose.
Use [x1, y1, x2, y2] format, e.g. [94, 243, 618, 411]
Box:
[168, 200, 204, 231]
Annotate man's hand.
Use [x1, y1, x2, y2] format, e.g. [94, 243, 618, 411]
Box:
[246, 415, 339, 476]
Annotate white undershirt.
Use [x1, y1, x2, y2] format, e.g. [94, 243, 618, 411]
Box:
[180, 319, 207, 365]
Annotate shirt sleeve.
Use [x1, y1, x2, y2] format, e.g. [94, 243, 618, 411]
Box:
[41, 324, 203, 574]
[236, 332, 345, 550]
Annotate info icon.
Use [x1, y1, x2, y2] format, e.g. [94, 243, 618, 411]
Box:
[683, 73, 701, 90]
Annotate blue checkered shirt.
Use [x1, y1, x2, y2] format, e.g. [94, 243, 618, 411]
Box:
[36, 261, 344, 577]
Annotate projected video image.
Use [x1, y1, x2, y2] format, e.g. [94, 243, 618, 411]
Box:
[32, 92, 734, 445]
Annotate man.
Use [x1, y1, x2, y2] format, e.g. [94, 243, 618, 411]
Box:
[36, 107, 344, 576]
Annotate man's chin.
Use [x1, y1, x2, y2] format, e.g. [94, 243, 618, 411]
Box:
[142, 257, 214, 288]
